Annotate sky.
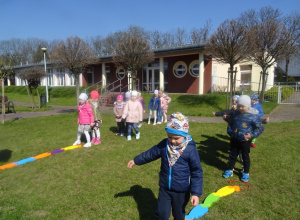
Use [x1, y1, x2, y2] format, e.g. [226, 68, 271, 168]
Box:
[0, 0, 299, 42]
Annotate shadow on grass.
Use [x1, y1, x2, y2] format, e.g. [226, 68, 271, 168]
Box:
[115, 185, 157, 220]
[176, 94, 224, 111]
[0, 149, 12, 162]
[196, 134, 230, 171]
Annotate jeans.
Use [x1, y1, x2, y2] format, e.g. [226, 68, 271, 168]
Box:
[157, 109, 163, 123]
[127, 123, 139, 136]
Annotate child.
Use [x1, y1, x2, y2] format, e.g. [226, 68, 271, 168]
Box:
[250, 93, 269, 148]
[122, 90, 143, 141]
[148, 90, 161, 125]
[162, 92, 172, 123]
[89, 90, 102, 145]
[125, 91, 131, 102]
[114, 94, 125, 136]
[73, 93, 94, 148]
[157, 90, 164, 124]
[127, 112, 203, 219]
[137, 91, 146, 128]
[212, 95, 239, 121]
[223, 95, 264, 182]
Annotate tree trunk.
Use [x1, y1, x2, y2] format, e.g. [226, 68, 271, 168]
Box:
[75, 74, 80, 106]
[131, 71, 137, 91]
[26, 85, 34, 108]
[285, 59, 290, 84]
[36, 88, 40, 109]
[1, 79, 5, 124]
[259, 68, 268, 103]
[229, 65, 234, 108]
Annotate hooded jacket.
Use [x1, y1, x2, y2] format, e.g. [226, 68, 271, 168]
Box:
[133, 138, 203, 197]
[148, 96, 161, 110]
[78, 103, 94, 124]
[122, 99, 143, 123]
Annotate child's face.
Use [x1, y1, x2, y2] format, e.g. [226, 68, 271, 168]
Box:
[251, 99, 257, 104]
[154, 94, 158, 98]
[237, 104, 248, 114]
[117, 99, 122, 103]
[232, 98, 237, 104]
[167, 133, 185, 146]
[79, 100, 85, 105]
[158, 92, 162, 97]
[131, 96, 137, 101]
[92, 98, 98, 103]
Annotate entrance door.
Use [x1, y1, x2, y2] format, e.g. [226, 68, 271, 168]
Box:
[143, 67, 160, 92]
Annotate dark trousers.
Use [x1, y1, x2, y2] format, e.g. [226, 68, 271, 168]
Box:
[127, 122, 139, 136]
[117, 122, 125, 134]
[155, 188, 190, 220]
[228, 139, 251, 173]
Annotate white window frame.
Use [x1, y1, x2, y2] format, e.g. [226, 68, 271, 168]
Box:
[173, 61, 187, 78]
[189, 60, 199, 77]
[116, 67, 126, 80]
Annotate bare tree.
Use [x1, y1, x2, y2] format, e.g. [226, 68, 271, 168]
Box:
[240, 7, 293, 101]
[149, 30, 164, 49]
[18, 66, 46, 108]
[190, 19, 212, 44]
[282, 11, 300, 83]
[0, 58, 14, 124]
[113, 34, 154, 90]
[174, 28, 189, 45]
[50, 36, 99, 105]
[205, 19, 250, 108]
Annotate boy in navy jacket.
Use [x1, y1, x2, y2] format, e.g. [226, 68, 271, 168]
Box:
[128, 112, 203, 219]
[223, 95, 264, 182]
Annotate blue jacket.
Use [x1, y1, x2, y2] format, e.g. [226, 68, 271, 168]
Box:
[227, 111, 264, 142]
[133, 138, 203, 197]
[252, 102, 264, 118]
[148, 97, 161, 110]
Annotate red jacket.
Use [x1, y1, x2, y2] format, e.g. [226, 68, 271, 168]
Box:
[78, 103, 94, 124]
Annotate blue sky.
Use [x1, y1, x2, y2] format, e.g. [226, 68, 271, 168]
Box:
[0, 0, 299, 41]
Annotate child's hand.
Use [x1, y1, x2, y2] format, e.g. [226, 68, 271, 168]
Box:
[191, 195, 199, 207]
[212, 111, 216, 116]
[223, 114, 228, 119]
[244, 133, 251, 141]
[100, 120, 102, 124]
[127, 160, 135, 168]
[91, 122, 95, 126]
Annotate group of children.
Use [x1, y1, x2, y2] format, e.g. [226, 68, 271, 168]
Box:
[73, 89, 266, 218]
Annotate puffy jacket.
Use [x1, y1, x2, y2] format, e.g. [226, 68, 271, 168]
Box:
[227, 111, 264, 141]
[122, 100, 143, 123]
[133, 138, 203, 197]
[252, 102, 264, 118]
[114, 101, 125, 122]
[148, 97, 161, 110]
[78, 103, 94, 124]
[88, 100, 102, 121]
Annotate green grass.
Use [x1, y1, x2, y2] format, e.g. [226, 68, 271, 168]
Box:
[0, 113, 299, 219]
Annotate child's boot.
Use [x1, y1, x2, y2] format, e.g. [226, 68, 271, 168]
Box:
[136, 132, 140, 139]
[222, 170, 233, 178]
[91, 137, 96, 143]
[127, 135, 132, 141]
[94, 138, 101, 145]
[241, 173, 249, 182]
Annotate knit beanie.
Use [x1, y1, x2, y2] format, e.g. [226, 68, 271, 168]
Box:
[117, 94, 123, 101]
[165, 112, 189, 137]
[250, 93, 259, 101]
[131, 90, 138, 97]
[79, 93, 88, 101]
[232, 95, 239, 100]
[90, 90, 100, 99]
[238, 95, 251, 109]
[125, 91, 131, 99]
[154, 90, 158, 95]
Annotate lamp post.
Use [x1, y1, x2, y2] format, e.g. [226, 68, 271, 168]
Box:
[41, 47, 48, 102]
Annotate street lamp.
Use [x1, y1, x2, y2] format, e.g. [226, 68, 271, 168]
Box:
[41, 47, 48, 102]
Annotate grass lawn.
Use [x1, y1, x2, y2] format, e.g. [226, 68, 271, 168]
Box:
[0, 112, 299, 219]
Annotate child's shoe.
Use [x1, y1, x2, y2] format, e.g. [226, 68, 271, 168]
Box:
[120, 133, 124, 136]
[251, 143, 256, 148]
[91, 137, 96, 143]
[148, 121, 150, 125]
[83, 142, 92, 147]
[94, 138, 101, 145]
[164, 120, 167, 123]
[73, 140, 81, 145]
[157, 122, 161, 124]
[153, 123, 156, 125]
[241, 173, 250, 182]
[127, 135, 132, 141]
[222, 170, 233, 178]
[136, 132, 140, 139]
[116, 133, 121, 136]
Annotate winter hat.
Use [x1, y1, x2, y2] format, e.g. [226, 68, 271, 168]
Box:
[117, 94, 123, 101]
[131, 90, 138, 97]
[238, 95, 251, 109]
[90, 90, 100, 99]
[125, 91, 131, 99]
[79, 93, 88, 101]
[154, 90, 158, 95]
[250, 93, 259, 101]
[165, 112, 189, 137]
[232, 95, 239, 100]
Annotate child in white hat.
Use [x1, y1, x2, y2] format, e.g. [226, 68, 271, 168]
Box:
[128, 112, 203, 219]
[73, 93, 94, 147]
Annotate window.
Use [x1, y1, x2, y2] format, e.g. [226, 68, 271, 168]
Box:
[173, 61, 187, 78]
[47, 68, 53, 74]
[240, 65, 252, 84]
[116, 67, 126, 80]
[48, 73, 54, 86]
[58, 73, 65, 86]
[69, 73, 75, 86]
[189, 60, 199, 77]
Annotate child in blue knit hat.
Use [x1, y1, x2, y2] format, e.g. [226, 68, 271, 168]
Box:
[127, 112, 203, 219]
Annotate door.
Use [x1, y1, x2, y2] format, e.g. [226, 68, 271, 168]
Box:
[143, 67, 160, 92]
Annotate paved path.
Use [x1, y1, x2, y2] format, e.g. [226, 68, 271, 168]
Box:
[2, 102, 300, 123]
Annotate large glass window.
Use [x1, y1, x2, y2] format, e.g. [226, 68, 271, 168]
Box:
[173, 61, 187, 78]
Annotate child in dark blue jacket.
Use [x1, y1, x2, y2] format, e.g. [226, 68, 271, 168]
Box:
[223, 95, 264, 182]
[147, 90, 161, 125]
[128, 112, 203, 219]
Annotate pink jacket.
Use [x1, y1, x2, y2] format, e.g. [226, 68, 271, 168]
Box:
[78, 103, 94, 124]
[162, 95, 171, 111]
[122, 99, 143, 123]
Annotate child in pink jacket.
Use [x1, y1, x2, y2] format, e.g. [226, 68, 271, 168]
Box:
[162, 93, 171, 123]
[73, 93, 94, 147]
[122, 90, 143, 141]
